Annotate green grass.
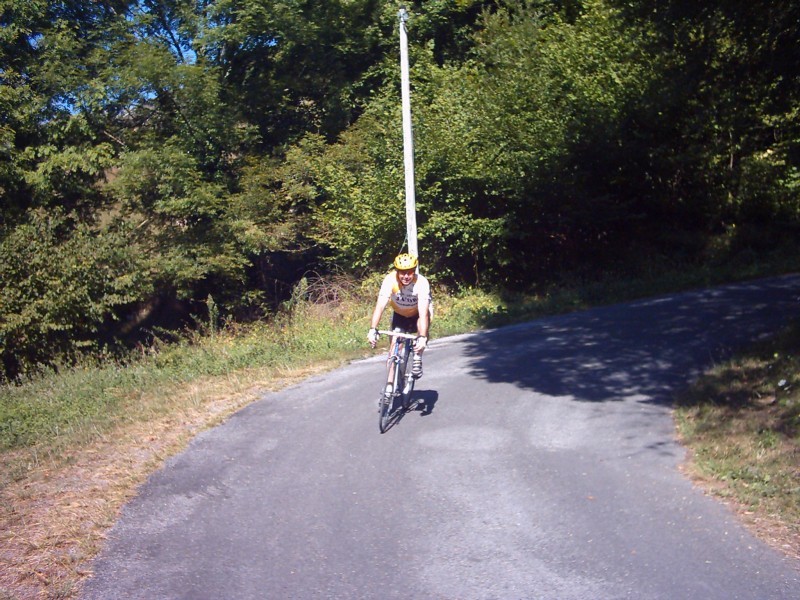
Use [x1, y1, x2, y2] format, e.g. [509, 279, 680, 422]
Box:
[675, 321, 800, 546]
[0, 309, 360, 455]
[0, 255, 798, 598]
[0, 275, 503, 466]
[1, 256, 799, 512]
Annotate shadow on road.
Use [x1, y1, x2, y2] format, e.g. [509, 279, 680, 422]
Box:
[384, 389, 439, 433]
[462, 277, 799, 405]
[414, 389, 439, 415]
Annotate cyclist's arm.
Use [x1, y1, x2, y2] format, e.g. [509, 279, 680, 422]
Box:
[370, 295, 390, 330]
[416, 296, 430, 338]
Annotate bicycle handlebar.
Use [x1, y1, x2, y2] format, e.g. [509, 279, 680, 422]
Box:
[376, 329, 418, 340]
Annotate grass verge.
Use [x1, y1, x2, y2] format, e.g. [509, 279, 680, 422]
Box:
[675, 321, 800, 559]
[1, 263, 798, 598]
[0, 275, 497, 600]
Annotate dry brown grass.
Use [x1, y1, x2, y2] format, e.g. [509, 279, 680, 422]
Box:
[675, 334, 800, 562]
[679, 442, 800, 562]
[0, 363, 338, 600]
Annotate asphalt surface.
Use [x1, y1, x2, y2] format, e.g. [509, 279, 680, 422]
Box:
[83, 275, 800, 600]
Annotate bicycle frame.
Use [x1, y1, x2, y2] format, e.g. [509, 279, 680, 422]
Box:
[389, 337, 412, 392]
[377, 329, 417, 432]
[381, 329, 415, 386]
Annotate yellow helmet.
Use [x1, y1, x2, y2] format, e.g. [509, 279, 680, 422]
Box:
[393, 252, 418, 270]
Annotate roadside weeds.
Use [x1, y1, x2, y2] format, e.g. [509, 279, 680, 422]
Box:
[2, 275, 799, 599]
[0, 364, 338, 600]
[674, 322, 800, 562]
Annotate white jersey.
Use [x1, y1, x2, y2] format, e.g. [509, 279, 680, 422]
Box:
[378, 271, 432, 318]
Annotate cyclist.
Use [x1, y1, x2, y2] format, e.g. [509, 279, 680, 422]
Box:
[367, 253, 432, 392]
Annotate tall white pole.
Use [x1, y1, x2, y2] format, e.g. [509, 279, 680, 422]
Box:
[398, 7, 418, 259]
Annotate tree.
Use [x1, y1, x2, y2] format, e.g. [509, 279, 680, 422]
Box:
[304, 0, 657, 284]
[0, 209, 146, 380]
[609, 0, 800, 242]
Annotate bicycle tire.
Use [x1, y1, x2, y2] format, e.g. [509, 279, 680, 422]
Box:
[391, 351, 404, 408]
[378, 334, 415, 433]
[399, 341, 414, 410]
[378, 388, 392, 433]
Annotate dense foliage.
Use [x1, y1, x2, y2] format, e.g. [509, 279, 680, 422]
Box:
[1, 0, 798, 380]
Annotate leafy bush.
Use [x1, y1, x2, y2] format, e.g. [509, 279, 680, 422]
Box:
[0, 210, 148, 381]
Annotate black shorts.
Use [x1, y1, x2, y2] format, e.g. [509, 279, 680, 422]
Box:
[391, 312, 418, 333]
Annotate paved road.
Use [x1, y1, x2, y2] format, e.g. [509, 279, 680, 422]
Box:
[83, 276, 800, 599]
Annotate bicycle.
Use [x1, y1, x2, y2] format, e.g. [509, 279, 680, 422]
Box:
[376, 329, 418, 433]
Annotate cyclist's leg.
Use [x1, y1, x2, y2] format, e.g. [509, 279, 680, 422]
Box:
[391, 312, 418, 335]
[387, 313, 414, 393]
[390, 312, 415, 331]
[384, 335, 399, 393]
[389, 312, 424, 379]
[386, 315, 415, 406]
[412, 351, 423, 378]
[411, 308, 430, 378]
[379, 334, 399, 421]
[382, 316, 401, 388]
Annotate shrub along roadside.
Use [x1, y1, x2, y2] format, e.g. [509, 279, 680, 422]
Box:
[674, 322, 800, 558]
[0, 284, 361, 465]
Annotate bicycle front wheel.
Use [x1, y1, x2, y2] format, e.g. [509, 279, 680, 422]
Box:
[378, 388, 392, 433]
[378, 357, 404, 433]
[399, 346, 414, 409]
